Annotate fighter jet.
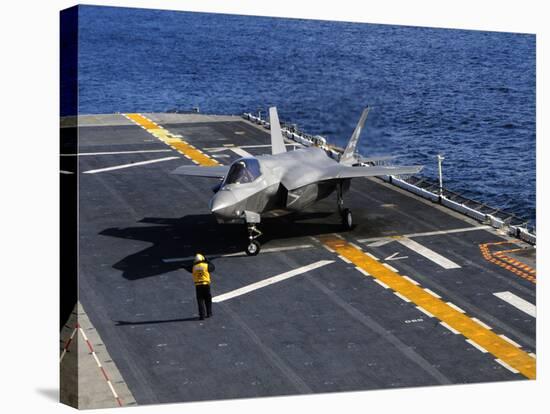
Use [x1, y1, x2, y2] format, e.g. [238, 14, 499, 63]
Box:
[172, 107, 422, 255]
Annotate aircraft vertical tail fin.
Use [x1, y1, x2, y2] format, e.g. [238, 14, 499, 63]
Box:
[339, 107, 370, 164]
[269, 107, 287, 155]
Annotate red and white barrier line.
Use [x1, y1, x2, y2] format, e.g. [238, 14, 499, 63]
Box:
[59, 324, 79, 363]
[78, 327, 123, 407]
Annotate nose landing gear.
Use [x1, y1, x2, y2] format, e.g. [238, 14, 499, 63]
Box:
[246, 223, 263, 256]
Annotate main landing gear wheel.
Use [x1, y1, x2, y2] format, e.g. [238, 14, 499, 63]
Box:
[337, 182, 353, 230]
[246, 240, 261, 256]
[342, 208, 353, 230]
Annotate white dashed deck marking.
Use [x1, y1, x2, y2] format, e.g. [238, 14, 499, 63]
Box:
[471, 317, 492, 330]
[212, 260, 334, 302]
[440, 321, 460, 334]
[493, 291, 536, 318]
[499, 334, 522, 348]
[396, 237, 461, 269]
[357, 226, 492, 243]
[466, 339, 488, 353]
[229, 147, 253, 158]
[83, 156, 179, 174]
[446, 302, 466, 313]
[61, 149, 173, 156]
[495, 359, 520, 374]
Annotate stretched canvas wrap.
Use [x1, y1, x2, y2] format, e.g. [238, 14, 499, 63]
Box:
[60, 4, 536, 409]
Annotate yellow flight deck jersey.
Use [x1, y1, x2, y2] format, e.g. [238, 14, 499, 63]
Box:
[192, 262, 211, 285]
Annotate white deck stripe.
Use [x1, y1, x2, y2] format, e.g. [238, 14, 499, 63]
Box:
[471, 317, 492, 330]
[493, 291, 536, 318]
[229, 147, 253, 158]
[348, 242, 363, 250]
[396, 237, 461, 269]
[495, 359, 520, 374]
[163, 244, 314, 263]
[416, 306, 434, 318]
[338, 255, 352, 264]
[466, 339, 488, 353]
[402, 275, 419, 285]
[367, 239, 393, 247]
[212, 260, 334, 302]
[401, 226, 492, 238]
[61, 149, 173, 156]
[354, 267, 370, 277]
[446, 302, 466, 313]
[357, 225, 491, 243]
[322, 245, 335, 253]
[383, 263, 399, 272]
[365, 252, 379, 261]
[60, 170, 74, 174]
[393, 292, 411, 302]
[424, 288, 442, 299]
[440, 321, 460, 334]
[83, 156, 179, 174]
[373, 279, 389, 289]
[221, 245, 314, 256]
[205, 144, 298, 150]
[499, 334, 522, 348]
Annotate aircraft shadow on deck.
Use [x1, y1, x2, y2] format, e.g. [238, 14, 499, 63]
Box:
[98, 211, 373, 281]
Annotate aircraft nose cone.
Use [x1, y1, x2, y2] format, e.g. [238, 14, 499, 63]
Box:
[209, 190, 238, 217]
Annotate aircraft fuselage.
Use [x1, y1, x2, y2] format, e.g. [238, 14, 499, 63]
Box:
[209, 147, 348, 223]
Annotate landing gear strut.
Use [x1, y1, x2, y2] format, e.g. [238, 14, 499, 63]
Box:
[337, 182, 353, 230]
[246, 223, 263, 256]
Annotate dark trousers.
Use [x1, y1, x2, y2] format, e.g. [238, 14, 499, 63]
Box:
[195, 284, 212, 319]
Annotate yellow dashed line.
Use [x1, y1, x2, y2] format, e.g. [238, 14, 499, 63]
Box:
[124, 113, 220, 167]
[318, 235, 536, 379]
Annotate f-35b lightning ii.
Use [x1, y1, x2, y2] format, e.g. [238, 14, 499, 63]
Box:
[172, 107, 422, 255]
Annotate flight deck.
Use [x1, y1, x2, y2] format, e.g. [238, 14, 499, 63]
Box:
[60, 113, 536, 408]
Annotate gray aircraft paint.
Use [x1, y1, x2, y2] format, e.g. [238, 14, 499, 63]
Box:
[172, 107, 422, 225]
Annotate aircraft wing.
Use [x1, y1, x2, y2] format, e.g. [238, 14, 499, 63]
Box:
[322, 164, 423, 180]
[282, 164, 422, 190]
[171, 165, 229, 178]
[357, 155, 397, 163]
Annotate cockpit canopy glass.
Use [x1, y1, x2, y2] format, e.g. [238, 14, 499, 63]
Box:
[224, 158, 262, 185]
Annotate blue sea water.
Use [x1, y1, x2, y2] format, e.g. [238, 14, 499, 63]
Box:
[76, 6, 536, 225]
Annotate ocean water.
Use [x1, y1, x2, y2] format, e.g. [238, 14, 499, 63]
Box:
[76, 6, 536, 225]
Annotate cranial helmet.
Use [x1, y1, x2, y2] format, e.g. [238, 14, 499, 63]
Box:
[194, 253, 205, 263]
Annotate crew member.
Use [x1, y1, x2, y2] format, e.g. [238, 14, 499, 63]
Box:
[192, 253, 215, 320]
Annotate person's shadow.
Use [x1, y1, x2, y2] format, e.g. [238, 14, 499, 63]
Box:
[115, 316, 202, 325]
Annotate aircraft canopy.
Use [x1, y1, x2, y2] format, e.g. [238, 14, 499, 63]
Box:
[224, 158, 262, 185]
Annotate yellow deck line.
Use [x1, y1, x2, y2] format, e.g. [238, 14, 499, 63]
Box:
[124, 113, 220, 167]
[318, 235, 536, 379]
